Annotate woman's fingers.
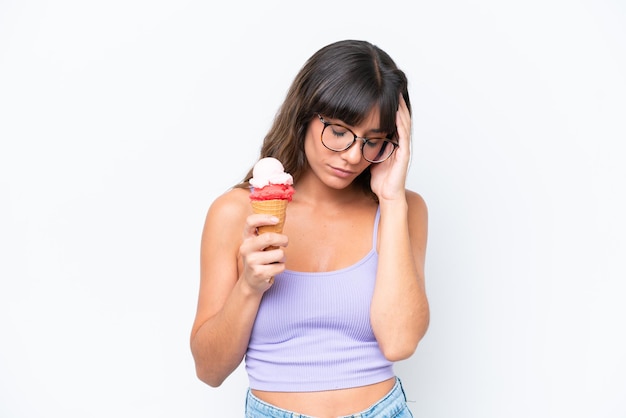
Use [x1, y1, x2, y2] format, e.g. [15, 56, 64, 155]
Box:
[246, 250, 286, 276]
[240, 213, 289, 290]
[396, 95, 411, 149]
[244, 214, 279, 238]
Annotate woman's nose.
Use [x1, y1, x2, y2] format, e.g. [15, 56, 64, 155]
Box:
[341, 140, 363, 164]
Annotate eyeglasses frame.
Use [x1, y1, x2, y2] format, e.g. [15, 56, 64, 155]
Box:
[316, 114, 398, 164]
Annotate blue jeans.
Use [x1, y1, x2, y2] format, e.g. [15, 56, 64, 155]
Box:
[245, 377, 414, 417]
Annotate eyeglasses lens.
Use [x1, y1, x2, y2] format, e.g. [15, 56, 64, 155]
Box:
[321, 124, 394, 163]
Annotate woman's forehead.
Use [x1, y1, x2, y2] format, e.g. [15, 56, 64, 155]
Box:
[326, 106, 384, 131]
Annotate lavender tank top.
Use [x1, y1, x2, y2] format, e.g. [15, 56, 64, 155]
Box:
[245, 207, 394, 391]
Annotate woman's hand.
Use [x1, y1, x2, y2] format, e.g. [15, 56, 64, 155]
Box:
[370, 95, 412, 202]
[239, 214, 288, 293]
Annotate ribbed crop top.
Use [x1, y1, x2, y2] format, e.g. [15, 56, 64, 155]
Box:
[245, 207, 394, 392]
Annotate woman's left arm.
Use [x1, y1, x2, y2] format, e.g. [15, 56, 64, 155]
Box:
[369, 96, 430, 361]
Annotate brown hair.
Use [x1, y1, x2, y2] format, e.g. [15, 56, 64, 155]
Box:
[235, 40, 411, 196]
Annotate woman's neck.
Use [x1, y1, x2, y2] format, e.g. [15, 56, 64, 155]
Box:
[293, 171, 373, 208]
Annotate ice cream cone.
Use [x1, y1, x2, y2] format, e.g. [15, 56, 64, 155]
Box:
[251, 199, 288, 235]
[249, 157, 294, 251]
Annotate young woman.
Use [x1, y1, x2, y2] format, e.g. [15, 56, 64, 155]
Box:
[190, 39, 429, 417]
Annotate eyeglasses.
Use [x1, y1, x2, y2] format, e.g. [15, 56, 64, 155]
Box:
[316, 114, 398, 163]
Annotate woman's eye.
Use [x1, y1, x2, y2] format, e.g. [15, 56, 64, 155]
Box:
[331, 127, 349, 137]
[364, 138, 382, 148]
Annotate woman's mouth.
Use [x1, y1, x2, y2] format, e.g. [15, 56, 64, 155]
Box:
[330, 165, 355, 178]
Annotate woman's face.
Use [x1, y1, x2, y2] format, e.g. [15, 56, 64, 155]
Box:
[303, 107, 383, 190]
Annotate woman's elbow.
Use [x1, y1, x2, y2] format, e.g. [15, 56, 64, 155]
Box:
[380, 321, 429, 361]
[195, 364, 227, 388]
[191, 346, 229, 387]
[381, 342, 418, 362]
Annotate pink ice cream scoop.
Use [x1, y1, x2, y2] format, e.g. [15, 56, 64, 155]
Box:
[249, 158, 295, 244]
[249, 157, 295, 201]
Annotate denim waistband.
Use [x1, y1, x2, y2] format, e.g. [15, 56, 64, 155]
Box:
[245, 377, 411, 417]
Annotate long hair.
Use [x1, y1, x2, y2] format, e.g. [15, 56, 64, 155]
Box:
[235, 40, 411, 196]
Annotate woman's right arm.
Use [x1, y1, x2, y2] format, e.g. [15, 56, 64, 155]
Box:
[189, 188, 287, 387]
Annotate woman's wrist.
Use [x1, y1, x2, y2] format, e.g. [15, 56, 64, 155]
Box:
[237, 275, 267, 300]
[377, 193, 408, 211]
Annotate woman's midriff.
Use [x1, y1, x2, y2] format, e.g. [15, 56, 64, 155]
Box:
[250, 377, 396, 417]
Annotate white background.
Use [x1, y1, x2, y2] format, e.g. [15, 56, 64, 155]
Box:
[1, 0, 625, 417]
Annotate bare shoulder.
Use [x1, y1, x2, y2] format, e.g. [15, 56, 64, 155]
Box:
[206, 187, 251, 222]
[405, 189, 428, 266]
[405, 189, 428, 221]
[202, 188, 251, 253]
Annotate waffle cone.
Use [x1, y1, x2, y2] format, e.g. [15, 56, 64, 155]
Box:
[250, 199, 288, 235]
